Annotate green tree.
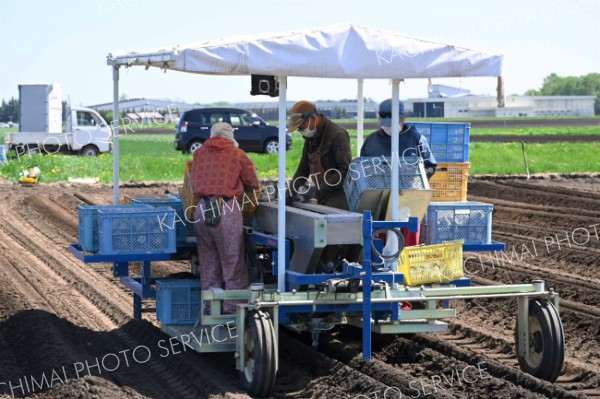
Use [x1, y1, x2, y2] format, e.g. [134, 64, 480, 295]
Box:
[527, 73, 600, 114]
[0, 99, 8, 121]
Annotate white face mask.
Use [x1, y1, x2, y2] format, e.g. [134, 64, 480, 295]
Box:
[300, 116, 317, 138]
[381, 123, 403, 136]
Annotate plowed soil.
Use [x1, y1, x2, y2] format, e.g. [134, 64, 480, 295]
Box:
[1, 175, 599, 398]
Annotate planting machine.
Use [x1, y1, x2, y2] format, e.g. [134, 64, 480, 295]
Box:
[70, 24, 564, 397]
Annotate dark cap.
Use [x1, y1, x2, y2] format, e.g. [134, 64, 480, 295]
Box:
[379, 99, 405, 126]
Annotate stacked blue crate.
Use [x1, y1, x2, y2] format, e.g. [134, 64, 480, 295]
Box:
[131, 197, 190, 244]
[407, 122, 470, 163]
[424, 201, 493, 245]
[407, 122, 502, 251]
[156, 280, 202, 324]
[78, 204, 150, 252]
[97, 207, 177, 254]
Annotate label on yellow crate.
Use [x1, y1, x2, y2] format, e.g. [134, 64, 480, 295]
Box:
[398, 242, 464, 286]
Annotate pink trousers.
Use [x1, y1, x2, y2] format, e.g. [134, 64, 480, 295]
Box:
[194, 198, 248, 314]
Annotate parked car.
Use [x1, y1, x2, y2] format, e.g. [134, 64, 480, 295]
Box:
[174, 107, 291, 154]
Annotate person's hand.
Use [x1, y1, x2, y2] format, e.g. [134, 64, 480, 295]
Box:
[296, 184, 316, 203]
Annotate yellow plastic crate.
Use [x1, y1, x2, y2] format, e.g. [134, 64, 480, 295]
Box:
[429, 162, 470, 201]
[398, 241, 464, 286]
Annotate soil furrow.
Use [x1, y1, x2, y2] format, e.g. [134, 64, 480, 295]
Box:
[2, 176, 600, 398]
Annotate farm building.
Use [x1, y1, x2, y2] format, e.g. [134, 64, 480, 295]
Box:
[405, 85, 596, 117]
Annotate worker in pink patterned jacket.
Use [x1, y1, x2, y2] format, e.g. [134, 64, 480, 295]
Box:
[192, 122, 260, 314]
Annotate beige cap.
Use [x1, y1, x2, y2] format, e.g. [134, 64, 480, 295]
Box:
[210, 122, 238, 147]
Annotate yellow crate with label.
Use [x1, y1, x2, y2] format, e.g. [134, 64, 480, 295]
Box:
[398, 241, 464, 286]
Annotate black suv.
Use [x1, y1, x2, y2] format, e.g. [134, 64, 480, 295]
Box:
[174, 107, 291, 154]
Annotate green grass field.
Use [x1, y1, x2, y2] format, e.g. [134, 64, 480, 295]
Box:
[1, 128, 599, 183]
[469, 142, 600, 174]
[470, 126, 600, 136]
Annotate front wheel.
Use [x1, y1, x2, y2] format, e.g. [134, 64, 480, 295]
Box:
[80, 145, 99, 157]
[264, 139, 278, 154]
[515, 299, 565, 382]
[240, 310, 277, 398]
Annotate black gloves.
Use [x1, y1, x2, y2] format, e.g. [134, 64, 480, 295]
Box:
[425, 164, 437, 179]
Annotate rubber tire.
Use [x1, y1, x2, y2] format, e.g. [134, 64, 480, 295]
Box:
[80, 145, 99, 157]
[240, 310, 277, 398]
[188, 140, 203, 153]
[264, 139, 278, 154]
[515, 299, 565, 382]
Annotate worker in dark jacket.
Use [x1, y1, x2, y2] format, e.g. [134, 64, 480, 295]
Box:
[287, 101, 352, 272]
[360, 99, 437, 178]
[361, 99, 437, 251]
[287, 100, 352, 210]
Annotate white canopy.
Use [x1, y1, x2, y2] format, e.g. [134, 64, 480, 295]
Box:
[107, 23, 503, 79]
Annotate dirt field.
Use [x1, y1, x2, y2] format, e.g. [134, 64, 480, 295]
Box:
[0, 175, 599, 399]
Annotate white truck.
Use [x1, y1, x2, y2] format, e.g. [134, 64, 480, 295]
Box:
[4, 83, 112, 156]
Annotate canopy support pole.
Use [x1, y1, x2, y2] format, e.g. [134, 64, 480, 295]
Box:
[277, 76, 288, 293]
[112, 65, 120, 205]
[391, 80, 400, 223]
[356, 79, 364, 157]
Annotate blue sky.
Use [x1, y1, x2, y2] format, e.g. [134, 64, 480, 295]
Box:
[1, 0, 598, 107]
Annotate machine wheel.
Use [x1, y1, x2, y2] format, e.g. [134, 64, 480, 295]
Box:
[263, 139, 278, 154]
[188, 140, 203, 153]
[80, 145, 99, 157]
[241, 310, 277, 398]
[515, 299, 565, 382]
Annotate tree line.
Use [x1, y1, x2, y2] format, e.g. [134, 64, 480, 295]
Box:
[0, 98, 18, 123]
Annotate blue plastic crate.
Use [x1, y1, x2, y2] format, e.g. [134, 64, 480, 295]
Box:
[131, 197, 189, 243]
[0, 145, 7, 163]
[97, 207, 177, 254]
[408, 122, 470, 163]
[344, 156, 429, 212]
[78, 205, 149, 252]
[156, 279, 202, 324]
[425, 201, 493, 245]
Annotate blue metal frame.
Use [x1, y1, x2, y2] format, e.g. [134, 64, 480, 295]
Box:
[69, 244, 171, 263]
[246, 218, 417, 291]
[249, 231, 290, 278]
[71, 208, 496, 346]
[362, 211, 374, 360]
[361, 213, 419, 360]
[69, 244, 178, 319]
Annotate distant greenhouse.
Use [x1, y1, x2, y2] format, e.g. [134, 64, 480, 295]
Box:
[88, 98, 198, 122]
